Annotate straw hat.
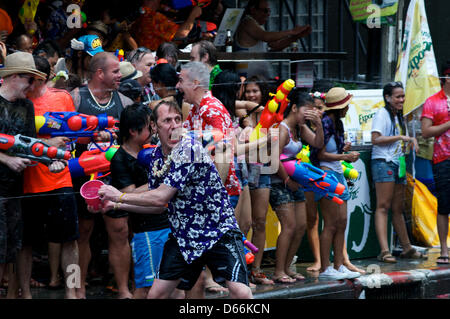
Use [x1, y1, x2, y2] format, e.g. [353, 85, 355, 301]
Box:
[119, 61, 143, 81]
[324, 87, 353, 111]
[0, 52, 46, 79]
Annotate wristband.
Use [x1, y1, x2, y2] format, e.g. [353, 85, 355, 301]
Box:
[118, 192, 127, 203]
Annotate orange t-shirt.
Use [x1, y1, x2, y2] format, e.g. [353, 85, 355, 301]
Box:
[23, 87, 75, 194]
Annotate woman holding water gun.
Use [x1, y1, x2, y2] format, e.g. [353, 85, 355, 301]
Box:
[311, 87, 362, 280]
[268, 89, 323, 283]
[371, 82, 423, 263]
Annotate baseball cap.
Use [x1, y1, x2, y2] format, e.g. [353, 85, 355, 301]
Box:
[71, 35, 104, 56]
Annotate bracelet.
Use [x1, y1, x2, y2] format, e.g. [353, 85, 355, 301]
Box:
[113, 202, 121, 211]
[118, 192, 127, 203]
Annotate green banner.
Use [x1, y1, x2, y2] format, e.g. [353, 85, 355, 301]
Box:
[350, 0, 399, 26]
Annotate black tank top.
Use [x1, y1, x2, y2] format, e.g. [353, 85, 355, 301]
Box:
[77, 86, 124, 120]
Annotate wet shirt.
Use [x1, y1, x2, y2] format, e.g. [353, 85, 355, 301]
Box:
[0, 95, 36, 196]
[183, 91, 241, 196]
[147, 137, 239, 264]
[421, 89, 450, 164]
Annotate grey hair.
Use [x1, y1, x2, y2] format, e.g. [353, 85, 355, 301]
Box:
[181, 61, 210, 89]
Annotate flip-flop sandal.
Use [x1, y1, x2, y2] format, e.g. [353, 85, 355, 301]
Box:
[273, 276, 296, 284]
[377, 251, 397, 263]
[250, 269, 274, 285]
[436, 256, 450, 264]
[400, 248, 427, 259]
[287, 273, 305, 281]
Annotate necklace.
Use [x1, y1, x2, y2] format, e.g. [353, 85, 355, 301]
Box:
[88, 87, 113, 108]
[152, 151, 173, 178]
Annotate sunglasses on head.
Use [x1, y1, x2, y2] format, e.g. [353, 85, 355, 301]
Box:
[17, 73, 36, 85]
[129, 47, 151, 63]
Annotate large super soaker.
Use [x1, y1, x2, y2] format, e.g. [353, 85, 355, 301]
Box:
[0, 133, 71, 165]
[249, 79, 296, 142]
[68, 146, 119, 179]
[35, 112, 119, 147]
[280, 154, 346, 205]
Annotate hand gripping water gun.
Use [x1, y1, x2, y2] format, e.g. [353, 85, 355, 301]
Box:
[297, 145, 311, 164]
[280, 154, 346, 205]
[242, 236, 258, 265]
[0, 133, 71, 165]
[68, 145, 119, 179]
[18, 0, 39, 34]
[249, 79, 296, 142]
[35, 112, 119, 145]
[186, 129, 224, 152]
[341, 161, 358, 180]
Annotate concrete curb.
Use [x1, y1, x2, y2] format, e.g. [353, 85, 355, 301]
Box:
[246, 267, 450, 299]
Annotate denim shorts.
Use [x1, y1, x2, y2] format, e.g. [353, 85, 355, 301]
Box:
[131, 228, 171, 288]
[235, 160, 249, 188]
[371, 158, 406, 185]
[314, 169, 351, 202]
[248, 164, 271, 190]
[432, 159, 450, 216]
[269, 183, 305, 209]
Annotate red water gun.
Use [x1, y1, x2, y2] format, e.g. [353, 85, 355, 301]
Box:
[68, 145, 119, 179]
[249, 79, 295, 142]
[0, 133, 71, 165]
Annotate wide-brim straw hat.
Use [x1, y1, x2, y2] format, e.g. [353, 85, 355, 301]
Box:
[324, 87, 353, 111]
[119, 61, 143, 81]
[0, 51, 47, 79]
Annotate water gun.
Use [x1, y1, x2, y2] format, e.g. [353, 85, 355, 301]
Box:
[18, 0, 39, 34]
[297, 145, 311, 164]
[35, 112, 119, 145]
[68, 145, 119, 179]
[280, 154, 346, 205]
[341, 161, 358, 180]
[137, 144, 157, 169]
[0, 133, 71, 166]
[115, 49, 124, 62]
[242, 236, 258, 265]
[249, 79, 296, 142]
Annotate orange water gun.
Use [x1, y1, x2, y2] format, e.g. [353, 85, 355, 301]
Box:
[249, 79, 295, 142]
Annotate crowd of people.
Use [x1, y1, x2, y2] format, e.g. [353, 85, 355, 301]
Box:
[0, 0, 448, 300]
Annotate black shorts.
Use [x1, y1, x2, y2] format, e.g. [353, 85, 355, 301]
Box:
[22, 187, 79, 245]
[158, 229, 249, 290]
[432, 159, 450, 215]
[0, 197, 22, 263]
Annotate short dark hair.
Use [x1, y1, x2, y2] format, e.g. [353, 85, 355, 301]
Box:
[118, 103, 152, 144]
[156, 42, 179, 66]
[211, 70, 240, 119]
[150, 63, 178, 89]
[194, 40, 218, 67]
[33, 55, 51, 81]
[33, 40, 61, 59]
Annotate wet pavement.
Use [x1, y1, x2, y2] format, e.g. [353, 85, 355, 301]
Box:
[1, 246, 449, 299]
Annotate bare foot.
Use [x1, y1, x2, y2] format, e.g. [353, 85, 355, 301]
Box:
[344, 261, 366, 274]
[307, 262, 321, 272]
[286, 271, 305, 281]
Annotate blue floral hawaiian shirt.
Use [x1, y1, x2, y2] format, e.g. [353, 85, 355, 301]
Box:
[147, 136, 239, 264]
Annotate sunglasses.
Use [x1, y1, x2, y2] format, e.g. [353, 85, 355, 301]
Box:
[128, 47, 151, 63]
[17, 73, 36, 85]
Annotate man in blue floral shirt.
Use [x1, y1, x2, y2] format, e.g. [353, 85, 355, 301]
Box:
[97, 100, 252, 299]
